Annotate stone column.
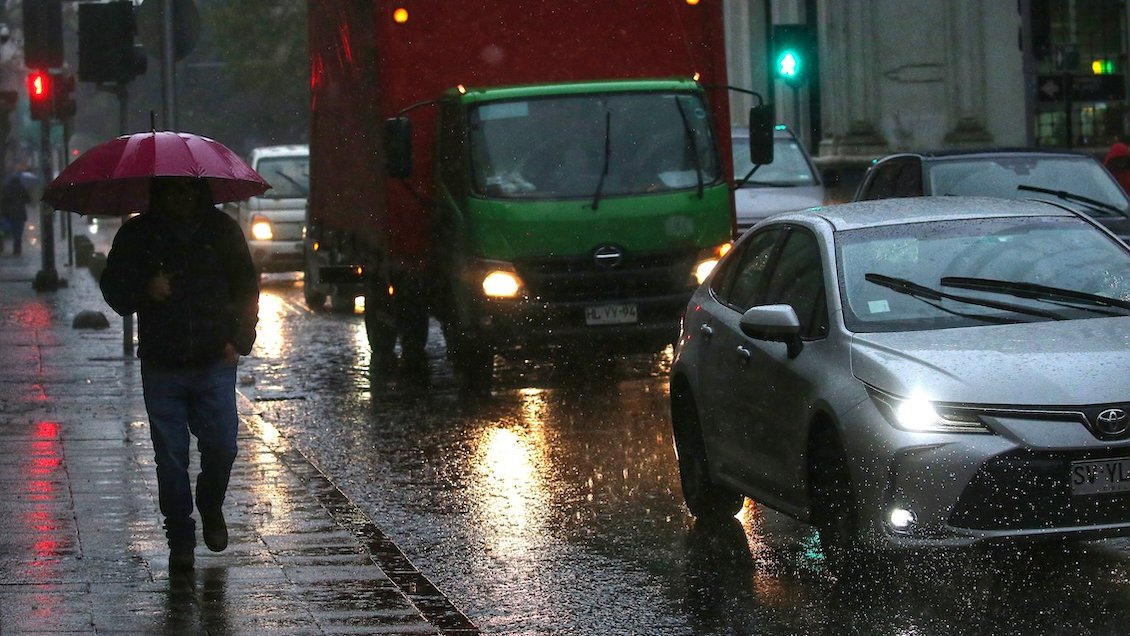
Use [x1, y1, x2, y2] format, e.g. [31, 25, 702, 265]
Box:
[944, 2, 993, 146]
[818, 0, 887, 158]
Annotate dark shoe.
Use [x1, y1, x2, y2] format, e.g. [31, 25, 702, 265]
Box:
[168, 548, 195, 572]
[200, 508, 228, 552]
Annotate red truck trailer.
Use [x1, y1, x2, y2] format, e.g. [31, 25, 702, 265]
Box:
[307, 1, 745, 389]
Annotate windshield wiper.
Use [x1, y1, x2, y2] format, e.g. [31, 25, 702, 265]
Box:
[940, 276, 1130, 316]
[1016, 184, 1126, 217]
[865, 273, 1067, 322]
[590, 110, 612, 211]
[674, 96, 704, 199]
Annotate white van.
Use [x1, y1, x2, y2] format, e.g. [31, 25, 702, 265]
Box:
[226, 145, 309, 273]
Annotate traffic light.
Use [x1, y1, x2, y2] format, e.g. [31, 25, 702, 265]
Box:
[772, 24, 812, 87]
[24, 0, 64, 70]
[27, 71, 52, 121]
[27, 70, 76, 121]
[78, 2, 148, 85]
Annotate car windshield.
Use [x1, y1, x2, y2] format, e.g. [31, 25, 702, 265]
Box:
[257, 155, 309, 199]
[732, 135, 817, 187]
[837, 215, 1130, 332]
[468, 92, 720, 199]
[925, 156, 1130, 217]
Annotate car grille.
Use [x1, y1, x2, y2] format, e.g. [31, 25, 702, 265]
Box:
[514, 248, 697, 303]
[273, 220, 304, 241]
[950, 449, 1130, 531]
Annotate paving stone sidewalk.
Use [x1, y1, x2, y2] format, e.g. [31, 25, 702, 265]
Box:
[0, 228, 477, 635]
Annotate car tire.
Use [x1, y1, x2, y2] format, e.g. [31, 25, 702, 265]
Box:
[810, 431, 867, 574]
[671, 389, 744, 518]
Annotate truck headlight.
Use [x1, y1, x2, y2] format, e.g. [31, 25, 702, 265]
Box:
[693, 242, 732, 285]
[250, 215, 274, 241]
[482, 270, 522, 298]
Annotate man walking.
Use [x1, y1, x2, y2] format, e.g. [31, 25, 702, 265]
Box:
[0, 166, 31, 255]
[100, 176, 259, 572]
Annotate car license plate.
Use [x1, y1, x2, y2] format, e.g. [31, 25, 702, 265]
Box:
[585, 303, 637, 326]
[1070, 457, 1130, 495]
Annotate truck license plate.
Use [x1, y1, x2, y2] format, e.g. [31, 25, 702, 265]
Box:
[1070, 457, 1130, 495]
[585, 304, 638, 326]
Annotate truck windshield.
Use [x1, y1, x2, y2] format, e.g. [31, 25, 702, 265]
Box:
[468, 92, 720, 199]
[257, 156, 310, 199]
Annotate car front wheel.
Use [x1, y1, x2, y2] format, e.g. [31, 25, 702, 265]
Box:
[671, 389, 743, 518]
[810, 432, 868, 573]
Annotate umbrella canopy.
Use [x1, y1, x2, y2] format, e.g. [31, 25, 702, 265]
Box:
[42, 130, 271, 216]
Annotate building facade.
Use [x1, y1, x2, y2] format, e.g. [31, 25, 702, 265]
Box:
[724, 0, 1129, 164]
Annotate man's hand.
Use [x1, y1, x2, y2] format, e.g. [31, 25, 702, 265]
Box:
[146, 271, 171, 301]
[222, 342, 240, 365]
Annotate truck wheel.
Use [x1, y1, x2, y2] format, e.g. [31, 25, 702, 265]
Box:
[330, 290, 357, 314]
[671, 388, 743, 518]
[364, 280, 398, 377]
[302, 257, 327, 311]
[449, 331, 494, 394]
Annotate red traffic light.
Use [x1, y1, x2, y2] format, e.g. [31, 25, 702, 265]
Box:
[28, 71, 50, 99]
[28, 71, 52, 120]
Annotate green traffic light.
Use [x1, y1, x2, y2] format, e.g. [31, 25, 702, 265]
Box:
[778, 51, 800, 77]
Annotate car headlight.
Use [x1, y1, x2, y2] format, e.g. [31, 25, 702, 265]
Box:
[871, 390, 990, 434]
[693, 242, 732, 285]
[250, 215, 274, 241]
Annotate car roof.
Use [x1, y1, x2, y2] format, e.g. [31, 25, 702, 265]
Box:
[249, 144, 309, 159]
[869, 147, 1097, 163]
[768, 196, 1081, 232]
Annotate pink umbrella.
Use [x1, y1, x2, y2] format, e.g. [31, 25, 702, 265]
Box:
[42, 130, 271, 216]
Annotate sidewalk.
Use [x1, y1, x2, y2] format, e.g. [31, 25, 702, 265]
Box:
[0, 221, 477, 635]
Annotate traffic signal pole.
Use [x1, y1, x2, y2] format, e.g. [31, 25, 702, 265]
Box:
[33, 117, 60, 291]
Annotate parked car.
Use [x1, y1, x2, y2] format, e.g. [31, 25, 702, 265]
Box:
[224, 145, 309, 273]
[670, 196, 1130, 570]
[732, 126, 826, 233]
[853, 148, 1130, 243]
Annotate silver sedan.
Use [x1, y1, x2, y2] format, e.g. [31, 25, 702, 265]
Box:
[670, 196, 1130, 570]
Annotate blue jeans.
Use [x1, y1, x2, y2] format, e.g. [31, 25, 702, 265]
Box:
[141, 359, 239, 549]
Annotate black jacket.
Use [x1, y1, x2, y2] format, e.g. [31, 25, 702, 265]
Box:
[100, 205, 259, 367]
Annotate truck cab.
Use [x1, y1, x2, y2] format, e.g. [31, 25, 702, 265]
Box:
[226, 145, 309, 273]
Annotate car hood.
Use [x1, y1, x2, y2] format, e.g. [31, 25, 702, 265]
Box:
[734, 185, 824, 226]
[849, 317, 1130, 405]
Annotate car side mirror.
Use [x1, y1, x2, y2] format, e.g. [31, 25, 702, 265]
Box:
[384, 117, 413, 179]
[739, 304, 804, 358]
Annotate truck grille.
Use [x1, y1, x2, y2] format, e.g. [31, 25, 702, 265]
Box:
[514, 248, 697, 303]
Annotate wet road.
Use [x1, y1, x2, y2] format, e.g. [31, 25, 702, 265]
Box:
[242, 274, 1130, 636]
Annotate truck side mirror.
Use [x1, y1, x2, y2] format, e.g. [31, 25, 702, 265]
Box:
[748, 104, 774, 166]
[384, 117, 413, 179]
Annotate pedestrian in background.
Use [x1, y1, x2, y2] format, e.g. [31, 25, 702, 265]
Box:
[1104, 138, 1130, 194]
[0, 165, 31, 255]
[99, 176, 259, 573]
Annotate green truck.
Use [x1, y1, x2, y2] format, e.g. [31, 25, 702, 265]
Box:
[306, 1, 752, 390]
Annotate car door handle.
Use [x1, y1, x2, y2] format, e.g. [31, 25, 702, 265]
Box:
[736, 345, 752, 366]
[699, 324, 713, 338]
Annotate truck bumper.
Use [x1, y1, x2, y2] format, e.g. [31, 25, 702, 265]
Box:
[470, 292, 689, 354]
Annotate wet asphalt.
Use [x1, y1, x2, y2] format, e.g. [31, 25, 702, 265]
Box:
[0, 217, 476, 635]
